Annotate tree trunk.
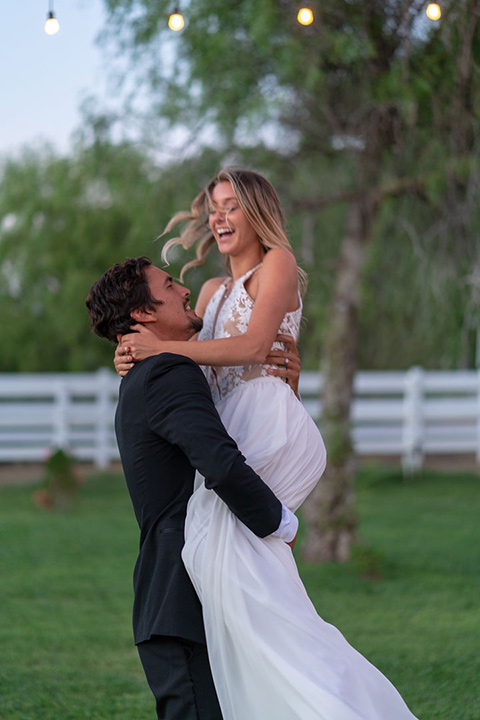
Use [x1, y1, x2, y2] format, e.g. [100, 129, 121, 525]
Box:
[302, 197, 375, 563]
[450, 0, 478, 155]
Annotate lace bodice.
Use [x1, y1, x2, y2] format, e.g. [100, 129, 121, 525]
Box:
[198, 264, 302, 405]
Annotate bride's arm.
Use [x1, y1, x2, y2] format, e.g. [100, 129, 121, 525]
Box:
[122, 248, 299, 367]
[114, 275, 225, 376]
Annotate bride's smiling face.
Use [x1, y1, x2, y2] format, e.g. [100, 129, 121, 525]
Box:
[208, 181, 259, 258]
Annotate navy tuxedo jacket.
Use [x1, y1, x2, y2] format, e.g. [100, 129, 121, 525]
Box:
[115, 353, 282, 646]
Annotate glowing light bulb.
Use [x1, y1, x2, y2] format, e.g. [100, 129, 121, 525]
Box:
[44, 10, 60, 35]
[426, 3, 441, 21]
[297, 7, 314, 26]
[168, 11, 185, 31]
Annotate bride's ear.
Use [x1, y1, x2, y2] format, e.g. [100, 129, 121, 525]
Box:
[130, 307, 156, 323]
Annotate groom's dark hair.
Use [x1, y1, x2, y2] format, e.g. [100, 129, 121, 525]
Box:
[86, 256, 156, 342]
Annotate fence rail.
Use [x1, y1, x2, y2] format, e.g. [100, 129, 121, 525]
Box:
[1, 368, 479, 471]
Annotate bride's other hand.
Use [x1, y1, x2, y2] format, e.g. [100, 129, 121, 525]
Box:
[120, 324, 164, 362]
[114, 338, 134, 377]
[266, 334, 301, 398]
[114, 326, 164, 377]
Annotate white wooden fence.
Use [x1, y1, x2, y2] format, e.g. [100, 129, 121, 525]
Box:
[1, 368, 479, 471]
[0, 369, 120, 469]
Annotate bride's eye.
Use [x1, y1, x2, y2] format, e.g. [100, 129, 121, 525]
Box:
[209, 206, 237, 216]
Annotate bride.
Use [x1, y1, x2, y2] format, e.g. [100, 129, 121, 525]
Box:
[116, 168, 419, 720]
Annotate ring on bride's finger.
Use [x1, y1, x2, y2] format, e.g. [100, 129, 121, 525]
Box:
[284, 357, 289, 368]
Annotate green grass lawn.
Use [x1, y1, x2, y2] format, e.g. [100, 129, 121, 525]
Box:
[1, 465, 479, 719]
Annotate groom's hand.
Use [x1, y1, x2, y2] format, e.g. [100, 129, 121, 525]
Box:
[287, 530, 298, 550]
[266, 334, 301, 398]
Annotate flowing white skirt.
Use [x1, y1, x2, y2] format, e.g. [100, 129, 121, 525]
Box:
[182, 378, 418, 720]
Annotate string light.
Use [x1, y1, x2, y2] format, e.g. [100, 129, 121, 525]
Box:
[426, 3, 441, 21]
[297, 7, 314, 26]
[168, 8, 185, 31]
[44, 1, 60, 35]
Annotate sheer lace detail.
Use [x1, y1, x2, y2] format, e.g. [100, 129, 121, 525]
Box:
[198, 264, 302, 405]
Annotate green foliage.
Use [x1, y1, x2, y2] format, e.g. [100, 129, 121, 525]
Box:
[98, 0, 480, 373]
[32, 448, 80, 513]
[358, 193, 478, 369]
[1, 1, 479, 372]
[0, 141, 160, 370]
[0, 139, 226, 371]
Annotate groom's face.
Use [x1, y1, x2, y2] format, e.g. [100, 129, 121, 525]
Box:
[141, 266, 203, 341]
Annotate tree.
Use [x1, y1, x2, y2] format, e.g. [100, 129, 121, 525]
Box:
[5, 0, 474, 560]
[83, 1, 480, 558]
[0, 132, 226, 372]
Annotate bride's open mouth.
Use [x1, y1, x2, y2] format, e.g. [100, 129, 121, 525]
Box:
[216, 227, 235, 241]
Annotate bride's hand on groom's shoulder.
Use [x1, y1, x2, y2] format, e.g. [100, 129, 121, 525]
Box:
[266, 334, 301, 399]
[114, 326, 163, 377]
[114, 335, 134, 377]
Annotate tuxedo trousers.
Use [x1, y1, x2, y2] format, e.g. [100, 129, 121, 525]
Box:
[137, 635, 223, 720]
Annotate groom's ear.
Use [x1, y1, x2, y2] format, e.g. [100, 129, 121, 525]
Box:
[130, 307, 157, 323]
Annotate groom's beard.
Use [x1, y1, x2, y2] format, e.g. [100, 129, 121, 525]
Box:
[190, 315, 204, 333]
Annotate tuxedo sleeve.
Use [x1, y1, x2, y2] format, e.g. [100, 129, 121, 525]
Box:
[144, 355, 283, 538]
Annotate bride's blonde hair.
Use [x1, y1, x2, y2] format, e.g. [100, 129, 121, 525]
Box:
[161, 167, 307, 295]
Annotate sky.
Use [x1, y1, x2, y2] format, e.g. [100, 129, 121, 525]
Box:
[1, 0, 110, 157]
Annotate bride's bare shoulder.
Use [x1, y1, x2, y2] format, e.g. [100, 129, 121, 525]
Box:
[195, 276, 227, 318]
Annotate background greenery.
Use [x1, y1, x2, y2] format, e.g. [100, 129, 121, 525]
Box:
[1, 466, 479, 719]
[1, 0, 479, 372]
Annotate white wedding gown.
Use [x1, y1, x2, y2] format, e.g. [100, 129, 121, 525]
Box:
[182, 265, 419, 720]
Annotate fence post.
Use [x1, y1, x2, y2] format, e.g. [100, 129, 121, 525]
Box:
[95, 368, 113, 469]
[402, 366, 425, 475]
[52, 381, 69, 451]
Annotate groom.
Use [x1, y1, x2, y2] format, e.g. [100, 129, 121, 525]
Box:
[86, 257, 298, 720]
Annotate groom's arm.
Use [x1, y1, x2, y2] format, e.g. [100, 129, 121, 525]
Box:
[145, 354, 297, 541]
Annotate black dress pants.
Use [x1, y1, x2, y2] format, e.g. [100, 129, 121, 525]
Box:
[137, 635, 223, 720]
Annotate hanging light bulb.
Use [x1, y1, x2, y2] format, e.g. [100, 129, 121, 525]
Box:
[168, 8, 185, 31]
[426, 3, 441, 20]
[44, 2, 60, 35]
[297, 6, 314, 26]
[45, 11, 60, 34]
